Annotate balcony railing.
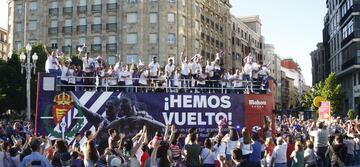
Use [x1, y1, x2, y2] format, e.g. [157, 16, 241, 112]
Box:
[54, 76, 270, 94]
[77, 6, 87, 15]
[106, 43, 117, 52]
[91, 24, 102, 33]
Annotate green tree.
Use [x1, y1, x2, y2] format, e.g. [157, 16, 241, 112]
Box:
[347, 109, 356, 119]
[0, 43, 48, 119]
[300, 72, 344, 115]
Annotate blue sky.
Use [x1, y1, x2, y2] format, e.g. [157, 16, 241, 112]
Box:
[0, 0, 326, 85]
[230, 0, 327, 85]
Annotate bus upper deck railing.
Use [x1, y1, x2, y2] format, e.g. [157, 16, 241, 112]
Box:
[54, 76, 271, 94]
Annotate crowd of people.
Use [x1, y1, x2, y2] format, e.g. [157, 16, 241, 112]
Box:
[44, 45, 271, 94]
[0, 116, 360, 167]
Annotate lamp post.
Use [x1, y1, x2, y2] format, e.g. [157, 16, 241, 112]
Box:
[20, 43, 38, 121]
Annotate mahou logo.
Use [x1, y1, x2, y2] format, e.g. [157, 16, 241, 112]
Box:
[249, 100, 266, 108]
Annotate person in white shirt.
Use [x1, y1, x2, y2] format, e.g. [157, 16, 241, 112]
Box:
[124, 65, 133, 92]
[60, 61, 70, 91]
[107, 65, 117, 91]
[139, 68, 150, 92]
[82, 52, 94, 91]
[181, 56, 191, 91]
[232, 68, 244, 94]
[271, 137, 288, 167]
[148, 57, 160, 78]
[43, 44, 59, 74]
[191, 58, 202, 91]
[67, 65, 76, 91]
[173, 68, 181, 93]
[221, 69, 233, 93]
[114, 55, 122, 72]
[117, 65, 126, 92]
[201, 138, 216, 166]
[205, 60, 214, 92]
[197, 67, 208, 93]
[258, 62, 270, 91]
[165, 58, 175, 91]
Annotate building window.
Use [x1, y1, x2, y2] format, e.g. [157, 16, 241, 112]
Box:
[79, 0, 86, 5]
[29, 20, 37, 30]
[77, 5, 87, 14]
[29, 2, 38, 12]
[15, 42, 22, 50]
[168, 13, 175, 23]
[65, 19, 72, 26]
[127, 13, 138, 23]
[149, 13, 157, 23]
[149, 0, 158, 2]
[342, 20, 353, 39]
[127, 33, 137, 44]
[49, 8, 59, 16]
[149, 33, 157, 44]
[128, 0, 137, 4]
[127, 55, 138, 64]
[92, 3, 102, 13]
[16, 4, 23, 14]
[15, 23, 22, 32]
[108, 36, 116, 43]
[169, 0, 176, 4]
[167, 33, 176, 44]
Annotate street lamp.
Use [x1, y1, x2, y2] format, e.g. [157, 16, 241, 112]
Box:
[20, 43, 38, 121]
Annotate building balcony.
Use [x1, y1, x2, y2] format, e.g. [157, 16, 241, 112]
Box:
[77, 6, 87, 15]
[92, 4, 102, 13]
[77, 25, 87, 34]
[63, 7, 73, 16]
[49, 8, 59, 17]
[106, 23, 117, 32]
[342, 56, 360, 71]
[340, 4, 360, 25]
[48, 27, 58, 35]
[91, 44, 102, 52]
[107, 3, 118, 11]
[106, 43, 117, 52]
[91, 24, 102, 33]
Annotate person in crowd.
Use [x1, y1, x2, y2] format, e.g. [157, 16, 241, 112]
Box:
[43, 44, 60, 75]
[20, 139, 52, 167]
[191, 56, 202, 92]
[70, 151, 84, 167]
[148, 56, 160, 79]
[239, 127, 253, 160]
[84, 140, 99, 167]
[59, 60, 70, 91]
[198, 67, 208, 93]
[201, 138, 216, 167]
[286, 135, 295, 167]
[184, 133, 202, 167]
[232, 68, 244, 94]
[82, 52, 95, 91]
[205, 60, 215, 93]
[309, 121, 329, 167]
[304, 140, 317, 167]
[271, 137, 288, 167]
[165, 58, 176, 92]
[327, 135, 347, 167]
[249, 126, 263, 166]
[181, 55, 191, 92]
[51, 139, 71, 167]
[290, 141, 304, 167]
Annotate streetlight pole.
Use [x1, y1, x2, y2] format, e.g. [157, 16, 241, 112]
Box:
[20, 43, 38, 121]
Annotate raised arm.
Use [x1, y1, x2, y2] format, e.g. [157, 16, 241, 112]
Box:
[70, 92, 103, 128]
[43, 44, 50, 56]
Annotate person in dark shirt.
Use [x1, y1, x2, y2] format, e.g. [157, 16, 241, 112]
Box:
[327, 135, 347, 167]
[232, 148, 259, 167]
